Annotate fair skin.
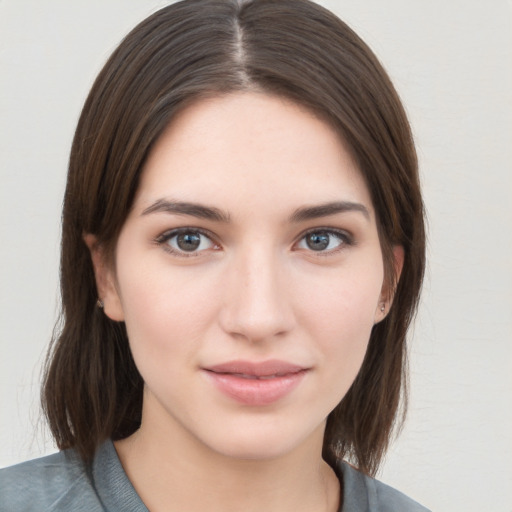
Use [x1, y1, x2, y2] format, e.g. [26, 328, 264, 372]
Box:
[86, 92, 402, 512]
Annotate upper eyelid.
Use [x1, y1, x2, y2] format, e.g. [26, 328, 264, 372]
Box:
[156, 226, 217, 243]
[296, 226, 353, 240]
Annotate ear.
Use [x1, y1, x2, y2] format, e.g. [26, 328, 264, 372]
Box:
[83, 234, 125, 321]
[375, 245, 404, 323]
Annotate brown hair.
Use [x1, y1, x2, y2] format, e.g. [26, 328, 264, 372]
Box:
[43, 0, 425, 476]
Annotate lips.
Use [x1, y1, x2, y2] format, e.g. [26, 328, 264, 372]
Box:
[203, 360, 308, 406]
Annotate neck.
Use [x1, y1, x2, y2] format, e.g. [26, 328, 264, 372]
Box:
[114, 401, 340, 512]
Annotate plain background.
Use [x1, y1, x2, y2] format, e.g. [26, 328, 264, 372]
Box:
[1, 1, 511, 510]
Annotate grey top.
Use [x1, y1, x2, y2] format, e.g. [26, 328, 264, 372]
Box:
[0, 440, 430, 511]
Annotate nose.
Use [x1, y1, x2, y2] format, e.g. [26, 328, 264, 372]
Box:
[218, 247, 295, 343]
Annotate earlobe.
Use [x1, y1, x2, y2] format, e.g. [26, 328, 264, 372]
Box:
[83, 233, 125, 321]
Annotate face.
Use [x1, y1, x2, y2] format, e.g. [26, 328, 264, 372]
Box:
[93, 92, 392, 460]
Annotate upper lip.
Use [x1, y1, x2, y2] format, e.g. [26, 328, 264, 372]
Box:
[204, 359, 307, 377]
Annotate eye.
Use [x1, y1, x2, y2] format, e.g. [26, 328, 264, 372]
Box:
[296, 229, 352, 253]
[156, 228, 218, 256]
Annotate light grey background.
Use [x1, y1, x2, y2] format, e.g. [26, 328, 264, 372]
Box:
[1, 1, 511, 511]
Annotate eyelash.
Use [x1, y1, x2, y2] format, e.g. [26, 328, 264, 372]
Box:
[154, 227, 354, 258]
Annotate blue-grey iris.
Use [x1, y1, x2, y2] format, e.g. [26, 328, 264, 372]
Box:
[177, 232, 201, 251]
[306, 232, 330, 251]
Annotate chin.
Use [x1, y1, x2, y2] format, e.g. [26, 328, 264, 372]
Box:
[202, 418, 326, 462]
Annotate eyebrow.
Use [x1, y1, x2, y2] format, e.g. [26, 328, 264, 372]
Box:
[290, 201, 370, 222]
[141, 199, 231, 223]
[141, 198, 370, 223]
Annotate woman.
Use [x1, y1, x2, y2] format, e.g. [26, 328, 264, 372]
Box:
[0, 0, 428, 510]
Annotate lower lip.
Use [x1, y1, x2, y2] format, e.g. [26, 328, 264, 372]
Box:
[204, 370, 307, 406]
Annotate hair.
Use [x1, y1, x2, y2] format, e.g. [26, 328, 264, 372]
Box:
[42, 0, 425, 476]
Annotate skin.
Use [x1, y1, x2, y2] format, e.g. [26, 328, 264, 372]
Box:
[86, 92, 401, 512]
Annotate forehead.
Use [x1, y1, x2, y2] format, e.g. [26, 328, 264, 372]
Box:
[134, 92, 374, 217]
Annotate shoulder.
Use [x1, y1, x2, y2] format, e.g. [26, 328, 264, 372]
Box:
[0, 448, 103, 512]
[339, 462, 431, 512]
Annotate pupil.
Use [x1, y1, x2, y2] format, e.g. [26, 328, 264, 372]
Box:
[306, 232, 329, 251]
[177, 232, 201, 251]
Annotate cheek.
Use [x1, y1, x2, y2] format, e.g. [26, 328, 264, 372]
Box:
[114, 259, 221, 361]
[295, 260, 383, 364]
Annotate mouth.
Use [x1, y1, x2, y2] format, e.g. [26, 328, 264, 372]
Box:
[220, 373, 296, 380]
[202, 360, 309, 405]
[205, 359, 306, 376]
